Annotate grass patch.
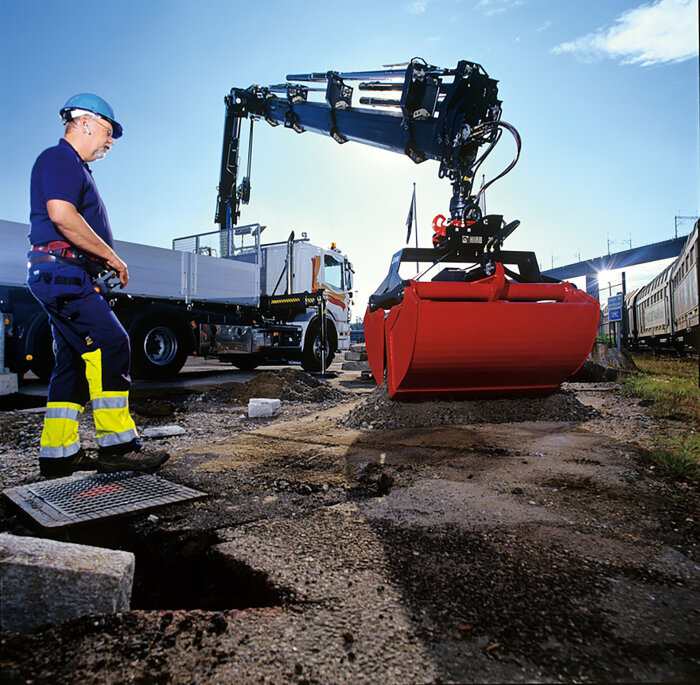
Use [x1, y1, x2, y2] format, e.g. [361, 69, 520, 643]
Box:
[624, 353, 699, 484]
[595, 333, 615, 346]
[641, 432, 700, 484]
[623, 353, 700, 423]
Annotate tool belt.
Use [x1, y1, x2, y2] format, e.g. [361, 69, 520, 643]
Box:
[29, 241, 107, 279]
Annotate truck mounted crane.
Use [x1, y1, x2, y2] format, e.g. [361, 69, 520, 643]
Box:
[216, 57, 599, 398]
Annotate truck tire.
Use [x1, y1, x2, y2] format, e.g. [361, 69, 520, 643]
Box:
[129, 311, 190, 379]
[301, 319, 336, 372]
[26, 314, 55, 382]
[232, 355, 259, 371]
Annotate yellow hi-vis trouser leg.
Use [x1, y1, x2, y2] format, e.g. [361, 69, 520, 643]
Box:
[39, 402, 84, 459]
[82, 348, 138, 449]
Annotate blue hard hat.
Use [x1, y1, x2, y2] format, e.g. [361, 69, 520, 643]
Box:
[59, 93, 123, 138]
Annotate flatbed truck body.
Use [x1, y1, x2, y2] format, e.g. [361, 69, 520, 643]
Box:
[0, 219, 353, 382]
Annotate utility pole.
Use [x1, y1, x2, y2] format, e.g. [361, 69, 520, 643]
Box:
[675, 215, 697, 239]
[621, 271, 627, 349]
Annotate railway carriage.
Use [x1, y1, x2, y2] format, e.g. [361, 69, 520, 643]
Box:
[596, 222, 698, 351]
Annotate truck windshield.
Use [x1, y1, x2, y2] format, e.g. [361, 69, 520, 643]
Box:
[324, 254, 344, 290]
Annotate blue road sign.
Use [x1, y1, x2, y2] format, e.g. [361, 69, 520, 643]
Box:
[608, 294, 623, 322]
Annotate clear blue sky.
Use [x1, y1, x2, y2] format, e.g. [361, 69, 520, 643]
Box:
[1, 0, 698, 314]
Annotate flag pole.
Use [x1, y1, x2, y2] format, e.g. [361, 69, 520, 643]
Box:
[413, 182, 418, 272]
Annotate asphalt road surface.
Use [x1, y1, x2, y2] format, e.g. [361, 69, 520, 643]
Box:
[15, 356, 300, 400]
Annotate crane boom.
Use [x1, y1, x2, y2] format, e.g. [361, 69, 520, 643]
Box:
[215, 58, 505, 231]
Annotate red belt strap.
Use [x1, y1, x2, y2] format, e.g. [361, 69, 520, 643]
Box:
[31, 242, 102, 263]
[32, 241, 72, 252]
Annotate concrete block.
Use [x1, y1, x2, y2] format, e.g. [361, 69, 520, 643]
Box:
[569, 343, 639, 382]
[248, 398, 282, 418]
[344, 351, 368, 361]
[142, 424, 186, 438]
[0, 533, 134, 632]
[0, 372, 18, 396]
[342, 361, 370, 371]
[349, 343, 366, 353]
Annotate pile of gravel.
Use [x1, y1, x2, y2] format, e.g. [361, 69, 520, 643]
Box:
[340, 383, 597, 430]
[218, 369, 351, 403]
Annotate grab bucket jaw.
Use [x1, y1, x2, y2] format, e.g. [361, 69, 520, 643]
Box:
[365, 264, 599, 400]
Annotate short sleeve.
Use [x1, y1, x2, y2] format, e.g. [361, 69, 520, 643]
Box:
[39, 149, 83, 206]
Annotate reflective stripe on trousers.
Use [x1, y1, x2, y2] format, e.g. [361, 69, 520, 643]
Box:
[83, 348, 138, 449]
[39, 402, 83, 459]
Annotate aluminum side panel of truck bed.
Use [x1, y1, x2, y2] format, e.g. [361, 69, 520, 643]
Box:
[117, 239, 260, 304]
[0, 220, 31, 288]
[0, 220, 260, 305]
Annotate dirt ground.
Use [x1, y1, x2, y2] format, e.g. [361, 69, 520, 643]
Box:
[1, 366, 698, 683]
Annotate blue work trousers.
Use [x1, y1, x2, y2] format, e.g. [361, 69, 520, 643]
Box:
[27, 259, 139, 459]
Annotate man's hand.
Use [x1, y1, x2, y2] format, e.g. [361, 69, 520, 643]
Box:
[46, 200, 130, 288]
[106, 253, 129, 288]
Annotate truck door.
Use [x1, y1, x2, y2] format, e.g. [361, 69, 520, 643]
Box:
[323, 253, 344, 292]
[322, 253, 350, 316]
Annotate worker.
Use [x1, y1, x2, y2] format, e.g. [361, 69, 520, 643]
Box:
[27, 93, 169, 478]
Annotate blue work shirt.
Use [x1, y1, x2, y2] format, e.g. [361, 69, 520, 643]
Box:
[29, 138, 114, 248]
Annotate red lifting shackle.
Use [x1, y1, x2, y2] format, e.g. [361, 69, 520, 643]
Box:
[432, 213, 471, 246]
[432, 214, 448, 246]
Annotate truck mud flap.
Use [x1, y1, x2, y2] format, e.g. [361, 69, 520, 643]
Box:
[364, 264, 600, 400]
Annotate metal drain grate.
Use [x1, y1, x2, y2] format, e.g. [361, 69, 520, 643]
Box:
[3, 472, 207, 528]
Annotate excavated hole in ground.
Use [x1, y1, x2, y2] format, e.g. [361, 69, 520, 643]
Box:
[39, 523, 292, 612]
[129, 531, 290, 611]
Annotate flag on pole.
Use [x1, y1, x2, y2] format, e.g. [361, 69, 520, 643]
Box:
[406, 184, 416, 243]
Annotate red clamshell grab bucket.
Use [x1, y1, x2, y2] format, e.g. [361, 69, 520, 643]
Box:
[364, 264, 600, 400]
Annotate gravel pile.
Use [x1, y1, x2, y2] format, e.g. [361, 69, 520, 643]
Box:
[340, 383, 597, 430]
[208, 369, 351, 404]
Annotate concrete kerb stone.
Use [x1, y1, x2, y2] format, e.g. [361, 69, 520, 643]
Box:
[248, 398, 282, 418]
[0, 372, 18, 396]
[341, 360, 370, 371]
[0, 533, 134, 632]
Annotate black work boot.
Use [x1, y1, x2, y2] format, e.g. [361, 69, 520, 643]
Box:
[96, 449, 170, 474]
[39, 449, 98, 478]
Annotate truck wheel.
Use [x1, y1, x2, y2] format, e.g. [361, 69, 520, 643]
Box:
[129, 313, 190, 379]
[301, 319, 336, 372]
[232, 355, 259, 371]
[27, 314, 55, 382]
